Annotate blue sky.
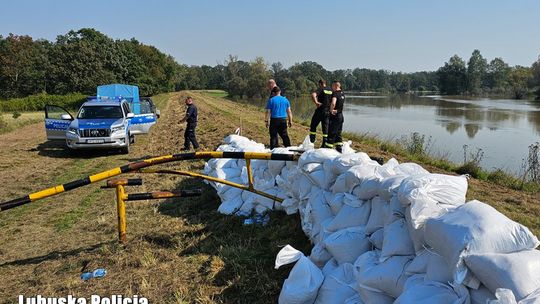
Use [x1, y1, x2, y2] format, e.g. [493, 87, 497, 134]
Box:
[1, 0, 539, 72]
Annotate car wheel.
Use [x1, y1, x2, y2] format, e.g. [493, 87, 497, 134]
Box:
[130, 134, 135, 144]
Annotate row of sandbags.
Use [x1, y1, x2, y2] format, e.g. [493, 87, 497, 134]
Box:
[204, 135, 540, 303]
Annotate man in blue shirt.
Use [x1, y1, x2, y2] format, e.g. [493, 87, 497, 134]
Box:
[265, 86, 293, 149]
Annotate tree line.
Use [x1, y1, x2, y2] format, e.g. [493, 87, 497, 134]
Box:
[1, 28, 539, 101]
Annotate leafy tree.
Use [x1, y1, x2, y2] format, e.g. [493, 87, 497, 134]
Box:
[467, 49, 487, 95]
[437, 55, 467, 95]
[507, 66, 533, 99]
[486, 57, 510, 94]
[531, 56, 540, 100]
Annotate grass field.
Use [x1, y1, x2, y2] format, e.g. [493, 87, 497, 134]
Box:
[0, 111, 43, 134]
[0, 91, 539, 303]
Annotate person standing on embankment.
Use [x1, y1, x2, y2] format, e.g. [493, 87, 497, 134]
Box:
[180, 96, 200, 151]
[327, 81, 345, 152]
[265, 86, 293, 149]
[309, 79, 333, 147]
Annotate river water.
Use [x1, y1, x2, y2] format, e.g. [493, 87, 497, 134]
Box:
[242, 95, 540, 174]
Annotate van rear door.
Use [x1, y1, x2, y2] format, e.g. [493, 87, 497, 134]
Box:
[44, 105, 73, 140]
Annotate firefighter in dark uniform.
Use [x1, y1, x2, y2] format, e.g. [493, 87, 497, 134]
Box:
[327, 81, 345, 152]
[180, 96, 200, 150]
[309, 79, 333, 147]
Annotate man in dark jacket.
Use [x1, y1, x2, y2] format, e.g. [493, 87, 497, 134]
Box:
[180, 96, 199, 150]
[327, 81, 345, 152]
[309, 79, 333, 147]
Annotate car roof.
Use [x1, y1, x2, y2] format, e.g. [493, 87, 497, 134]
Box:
[83, 100, 123, 107]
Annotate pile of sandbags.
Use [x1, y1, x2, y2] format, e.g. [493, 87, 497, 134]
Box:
[204, 135, 540, 303]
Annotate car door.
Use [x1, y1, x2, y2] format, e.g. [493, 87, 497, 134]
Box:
[44, 105, 74, 140]
[129, 99, 157, 134]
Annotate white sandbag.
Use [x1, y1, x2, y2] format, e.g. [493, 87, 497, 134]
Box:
[298, 174, 314, 200]
[426, 252, 453, 284]
[465, 250, 540, 301]
[315, 263, 358, 304]
[331, 164, 380, 194]
[298, 149, 340, 168]
[489, 289, 519, 304]
[341, 141, 355, 154]
[380, 218, 415, 261]
[301, 135, 315, 151]
[281, 197, 299, 215]
[378, 175, 406, 201]
[223, 134, 251, 145]
[394, 274, 470, 304]
[369, 228, 384, 250]
[354, 250, 413, 298]
[386, 195, 406, 224]
[207, 158, 238, 169]
[211, 167, 241, 183]
[357, 287, 395, 304]
[327, 193, 345, 215]
[331, 152, 377, 175]
[309, 242, 332, 268]
[395, 162, 429, 176]
[365, 196, 388, 234]
[303, 162, 323, 173]
[269, 147, 293, 175]
[354, 160, 399, 200]
[322, 158, 339, 191]
[425, 200, 540, 284]
[398, 173, 468, 207]
[322, 258, 339, 276]
[404, 249, 431, 275]
[326, 195, 371, 232]
[324, 226, 371, 264]
[519, 288, 540, 304]
[220, 186, 243, 202]
[343, 294, 364, 304]
[309, 189, 333, 226]
[315, 218, 334, 245]
[470, 285, 496, 304]
[308, 170, 328, 189]
[275, 245, 324, 304]
[398, 174, 468, 229]
[217, 196, 244, 215]
[405, 206, 427, 252]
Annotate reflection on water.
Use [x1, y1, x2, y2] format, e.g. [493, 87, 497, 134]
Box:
[236, 95, 540, 173]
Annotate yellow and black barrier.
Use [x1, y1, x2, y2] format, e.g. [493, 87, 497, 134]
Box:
[0, 151, 300, 212]
[102, 178, 203, 243]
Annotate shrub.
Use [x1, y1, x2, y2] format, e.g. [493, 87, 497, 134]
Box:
[12, 111, 21, 119]
[0, 93, 86, 112]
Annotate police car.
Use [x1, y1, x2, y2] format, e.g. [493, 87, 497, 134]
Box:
[44, 84, 158, 154]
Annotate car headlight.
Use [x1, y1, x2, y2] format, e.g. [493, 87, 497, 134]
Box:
[111, 125, 125, 133]
[68, 127, 78, 134]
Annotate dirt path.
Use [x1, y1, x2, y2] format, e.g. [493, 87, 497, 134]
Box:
[0, 91, 538, 303]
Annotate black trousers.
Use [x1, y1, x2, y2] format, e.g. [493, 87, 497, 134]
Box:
[269, 118, 291, 149]
[309, 107, 329, 147]
[184, 122, 199, 149]
[327, 113, 344, 152]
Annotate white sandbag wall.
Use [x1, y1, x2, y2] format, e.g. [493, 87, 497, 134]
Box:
[204, 135, 540, 303]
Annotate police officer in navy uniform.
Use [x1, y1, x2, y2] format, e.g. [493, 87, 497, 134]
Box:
[327, 81, 345, 152]
[309, 79, 333, 147]
[180, 96, 199, 150]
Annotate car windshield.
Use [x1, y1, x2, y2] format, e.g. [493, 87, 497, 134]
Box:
[77, 106, 123, 119]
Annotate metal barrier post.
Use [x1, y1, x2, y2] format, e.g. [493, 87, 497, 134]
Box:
[246, 159, 254, 190]
[116, 184, 127, 244]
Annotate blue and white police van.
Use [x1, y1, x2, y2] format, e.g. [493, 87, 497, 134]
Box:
[44, 84, 159, 154]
